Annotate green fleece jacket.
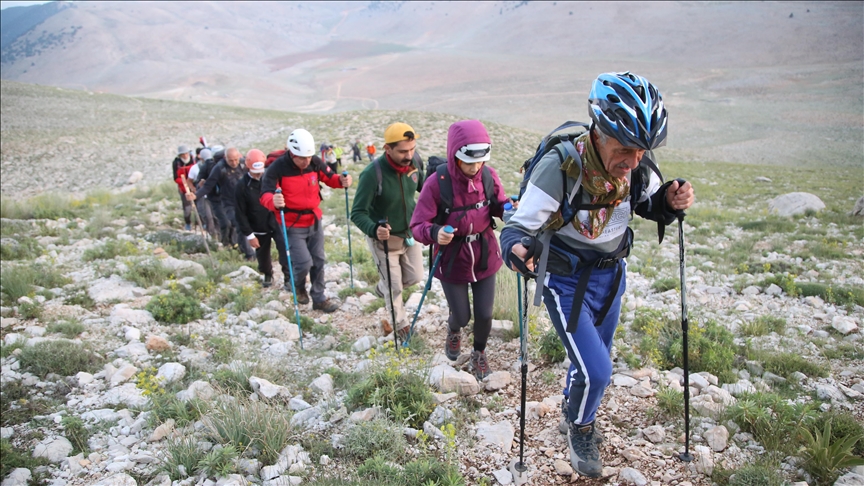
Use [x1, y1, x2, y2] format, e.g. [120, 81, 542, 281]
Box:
[351, 155, 425, 238]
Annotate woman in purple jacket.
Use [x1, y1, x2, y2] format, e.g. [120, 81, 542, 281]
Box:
[410, 120, 510, 380]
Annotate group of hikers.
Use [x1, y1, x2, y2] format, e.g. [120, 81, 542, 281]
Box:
[170, 72, 694, 477]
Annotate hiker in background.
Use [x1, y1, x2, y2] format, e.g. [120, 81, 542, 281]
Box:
[351, 139, 363, 163]
[190, 147, 255, 260]
[324, 145, 338, 173]
[260, 129, 351, 313]
[172, 145, 194, 230]
[500, 72, 694, 477]
[319, 141, 329, 161]
[410, 120, 509, 380]
[235, 149, 290, 288]
[366, 142, 376, 162]
[194, 145, 229, 245]
[334, 145, 344, 169]
[189, 148, 219, 240]
[351, 123, 425, 339]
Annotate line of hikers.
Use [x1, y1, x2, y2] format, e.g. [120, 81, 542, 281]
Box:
[170, 72, 694, 478]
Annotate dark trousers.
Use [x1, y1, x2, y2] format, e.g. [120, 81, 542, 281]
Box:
[178, 191, 193, 226]
[440, 273, 496, 352]
[210, 199, 230, 246]
[285, 224, 326, 303]
[255, 227, 290, 281]
[196, 197, 220, 240]
[224, 204, 254, 258]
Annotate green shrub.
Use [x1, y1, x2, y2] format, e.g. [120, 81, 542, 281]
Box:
[799, 419, 864, 486]
[820, 342, 864, 361]
[652, 385, 684, 420]
[0, 380, 55, 426]
[346, 352, 436, 429]
[726, 463, 785, 486]
[82, 239, 140, 261]
[0, 263, 69, 301]
[338, 286, 375, 300]
[207, 336, 235, 364]
[65, 287, 96, 309]
[62, 415, 90, 454]
[363, 297, 385, 313]
[1, 439, 49, 479]
[342, 417, 408, 461]
[538, 326, 565, 363]
[124, 258, 174, 288]
[762, 352, 829, 380]
[355, 455, 464, 486]
[145, 230, 213, 255]
[203, 396, 292, 466]
[0, 236, 42, 260]
[651, 277, 679, 293]
[18, 299, 43, 320]
[739, 316, 786, 337]
[228, 285, 258, 313]
[196, 445, 238, 478]
[212, 363, 254, 394]
[146, 289, 203, 324]
[18, 340, 102, 378]
[726, 392, 819, 454]
[161, 435, 206, 481]
[47, 320, 86, 338]
[808, 410, 864, 457]
[147, 393, 207, 428]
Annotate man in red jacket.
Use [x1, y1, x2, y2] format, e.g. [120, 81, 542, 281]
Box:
[260, 129, 352, 313]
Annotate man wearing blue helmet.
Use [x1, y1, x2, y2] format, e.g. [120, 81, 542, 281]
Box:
[501, 72, 694, 477]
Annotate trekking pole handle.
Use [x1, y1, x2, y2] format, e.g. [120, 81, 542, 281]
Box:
[673, 178, 688, 220]
[443, 225, 454, 234]
[511, 236, 540, 278]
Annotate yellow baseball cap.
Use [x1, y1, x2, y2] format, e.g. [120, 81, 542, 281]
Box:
[383, 122, 418, 144]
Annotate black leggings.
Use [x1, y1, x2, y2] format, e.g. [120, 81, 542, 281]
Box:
[441, 273, 496, 352]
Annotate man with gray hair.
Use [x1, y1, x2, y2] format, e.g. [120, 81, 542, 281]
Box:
[188, 147, 255, 259]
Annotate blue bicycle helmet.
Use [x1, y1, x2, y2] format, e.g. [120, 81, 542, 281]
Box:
[588, 72, 667, 150]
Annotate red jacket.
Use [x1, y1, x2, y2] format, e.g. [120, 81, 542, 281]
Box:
[259, 153, 344, 228]
[174, 163, 195, 193]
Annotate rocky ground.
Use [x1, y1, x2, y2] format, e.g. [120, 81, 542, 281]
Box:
[1, 175, 862, 486]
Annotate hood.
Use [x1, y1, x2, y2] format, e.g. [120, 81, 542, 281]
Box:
[446, 120, 492, 189]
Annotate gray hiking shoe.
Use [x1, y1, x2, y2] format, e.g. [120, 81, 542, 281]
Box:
[558, 398, 604, 443]
[445, 327, 461, 361]
[468, 350, 491, 381]
[568, 421, 602, 478]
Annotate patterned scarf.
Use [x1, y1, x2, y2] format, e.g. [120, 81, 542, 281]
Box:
[562, 133, 629, 239]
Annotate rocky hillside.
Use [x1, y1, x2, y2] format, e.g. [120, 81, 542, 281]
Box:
[1, 136, 863, 486]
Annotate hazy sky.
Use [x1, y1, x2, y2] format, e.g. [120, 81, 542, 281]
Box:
[0, 0, 53, 9]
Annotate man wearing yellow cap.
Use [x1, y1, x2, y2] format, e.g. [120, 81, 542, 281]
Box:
[351, 123, 426, 339]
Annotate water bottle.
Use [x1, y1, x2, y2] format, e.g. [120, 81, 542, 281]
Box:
[503, 202, 516, 223]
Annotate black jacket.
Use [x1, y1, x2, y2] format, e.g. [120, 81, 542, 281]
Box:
[171, 156, 192, 180]
[235, 173, 276, 236]
[196, 159, 245, 206]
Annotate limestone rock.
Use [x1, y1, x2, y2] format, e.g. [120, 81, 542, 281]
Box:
[149, 419, 175, 442]
[642, 425, 665, 443]
[484, 371, 512, 391]
[33, 437, 73, 463]
[553, 459, 573, 476]
[249, 376, 291, 400]
[309, 374, 334, 396]
[1, 468, 31, 486]
[156, 362, 186, 384]
[850, 195, 864, 217]
[768, 192, 825, 217]
[832, 316, 859, 335]
[475, 421, 514, 452]
[146, 335, 171, 352]
[88, 275, 144, 303]
[704, 425, 729, 452]
[619, 467, 649, 486]
[260, 319, 301, 341]
[93, 474, 137, 486]
[692, 445, 714, 475]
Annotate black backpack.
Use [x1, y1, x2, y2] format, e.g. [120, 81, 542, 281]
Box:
[431, 162, 496, 227]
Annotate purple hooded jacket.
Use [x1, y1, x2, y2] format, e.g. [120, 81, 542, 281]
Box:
[410, 120, 509, 284]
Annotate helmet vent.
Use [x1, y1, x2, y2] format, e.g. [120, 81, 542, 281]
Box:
[607, 94, 621, 103]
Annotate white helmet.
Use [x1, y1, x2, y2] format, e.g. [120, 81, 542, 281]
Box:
[287, 129, 315, 157]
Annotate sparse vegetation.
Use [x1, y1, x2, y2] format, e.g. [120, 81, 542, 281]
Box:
[203, 396, 293, 466]
[18, 340, 102, 378]
[538, 326, 565, 363]
[342, 417, 408, 461]
[47, 319, 86, 338]
[124, 258, 174, 288]
[146, 287, 203, 324]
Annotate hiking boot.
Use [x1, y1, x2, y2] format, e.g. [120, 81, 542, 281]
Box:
[295, 289, 310, 305]
[262, 274, 273, 288]
[313, 298, 339, 313]
[184, 224, 191, 231]
[568, 421, 602, 478]
[445, 328, 461, 361]
[468, 350, 491, 381]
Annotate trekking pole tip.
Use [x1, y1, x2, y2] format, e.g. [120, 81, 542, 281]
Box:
[678, 451, 693, 462]
[509, 458, 529, 485]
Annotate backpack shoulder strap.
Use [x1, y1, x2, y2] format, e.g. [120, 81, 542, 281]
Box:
[373, 158, 383, 196]
[435, 164, 452, 225]
[480, 166, 497, 229]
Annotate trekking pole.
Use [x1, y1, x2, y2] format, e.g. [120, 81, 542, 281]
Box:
[379, 218, 399, 351]
[180, 175, 215, 270]
[513, 237, 532, 480]
[675, 191, 693, 463]
[277, 188, 304, 350]
[403, 225, 453, 347]
[343, 171, 354, 289]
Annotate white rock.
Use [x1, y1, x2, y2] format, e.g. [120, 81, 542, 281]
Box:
[619, 467, 649, 486]
[484, 371, 512, 391]
[33, 437, 73, 463]
[351, 336, 375, 353]
[768, 192, 825, 217]
[475, 421, 514, 452]
[76, 372, 95, 386]
[149, 419, 175, 442]
[260, 319, 301, 341]
[109, 365, 138, 387]
[1, 468, 31, 486]
[114, 341, 148, 358]
[629, 384, 655, 398]
[128, 171, 143, 184]
[92, 474, 137, 486]
[176, 380, 216, 402]
[309, 374, 334, 396]
[722, 380, 756, 396]
[687, 373, 710, 390]
[289, 397, 312, 411]
[692, 445, 714, 475]
[816, 383, 847, 402]
[490, 319, 514, 339]
[80, 409, 119, 423]
[642, 425, 665, 443]
[0, 427, 13, 440]
[290, 407, 321, 429]
[159, 255, 206, 276]
[704, 425, 729, 452]
[438, 366, 480, 396]
[832, 316, 859, 335]
[553, 459, 573, 476]
[492, 468, 513, 485]
[612, 374, 639, 387]
[156, 362, 186, 384]
[101, 383, 148, 408]
[740, 286, 760, 296]
[108, 304, 153, 326]
[765, 284, 783, 296]
[123, 326, 141, 342]
[249, 376, 291, 400]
